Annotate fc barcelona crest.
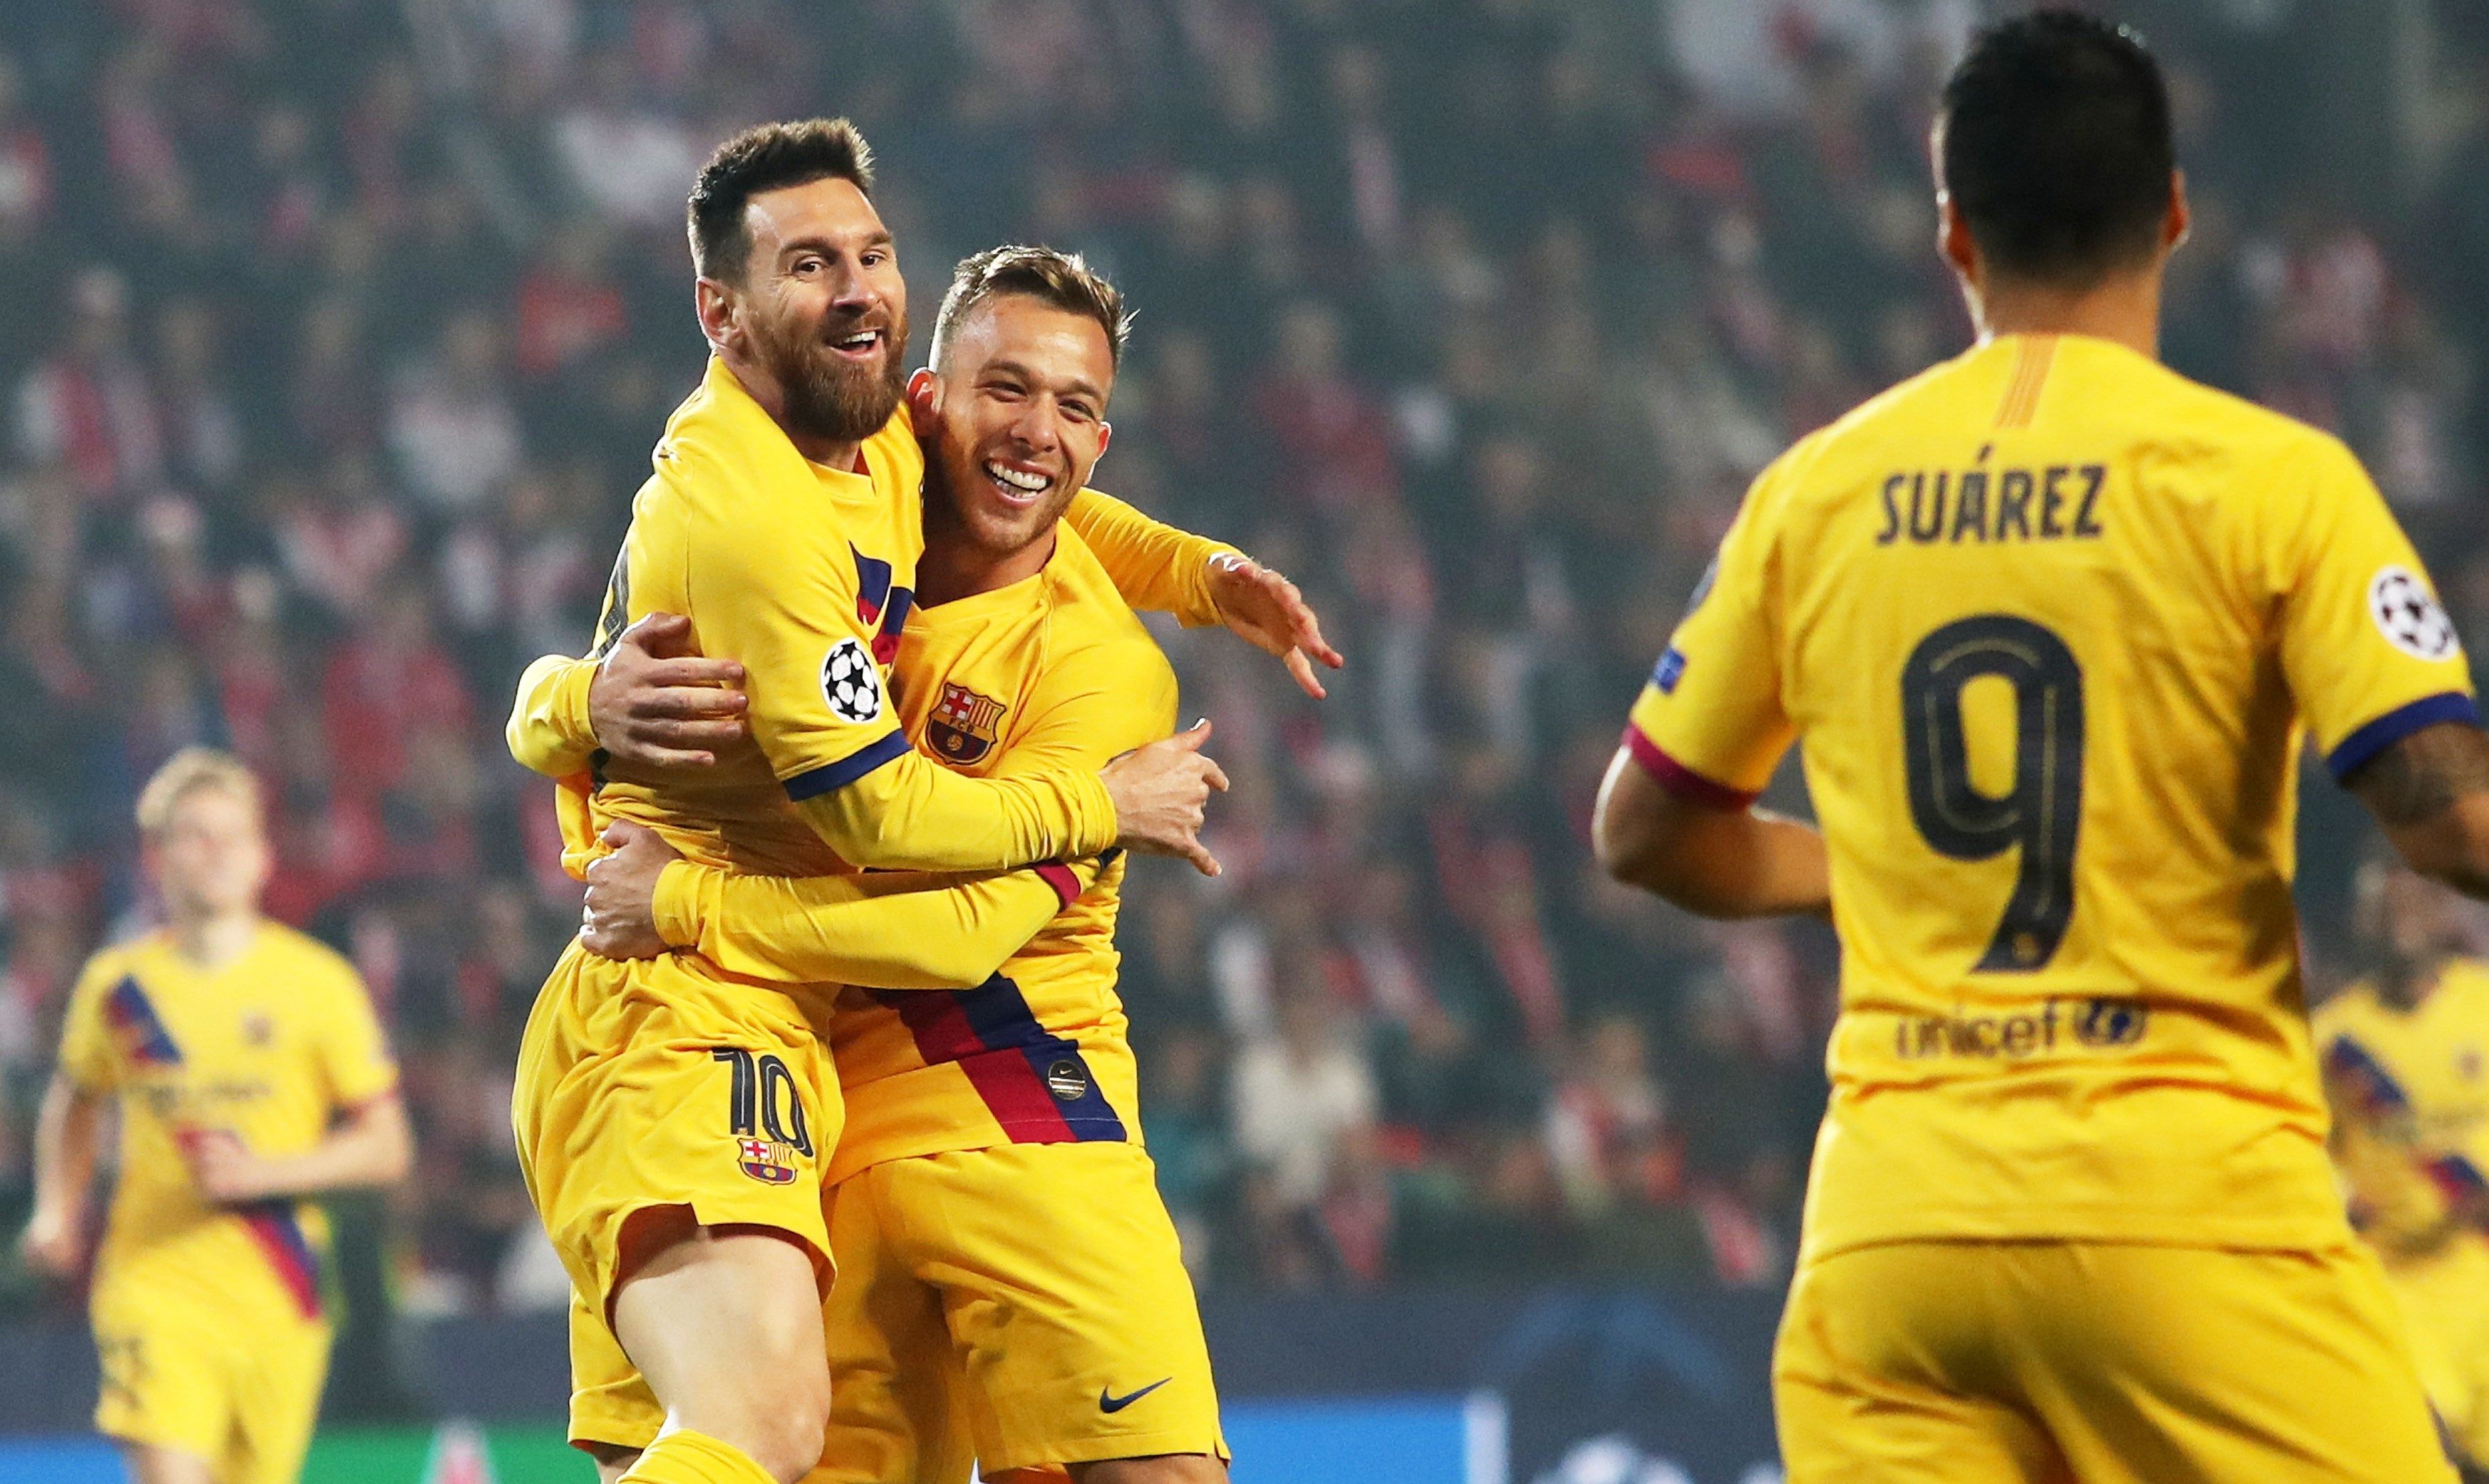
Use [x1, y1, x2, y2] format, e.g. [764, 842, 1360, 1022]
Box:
[927, 683, 1007, 766]
[737, 1136, 798, 1185]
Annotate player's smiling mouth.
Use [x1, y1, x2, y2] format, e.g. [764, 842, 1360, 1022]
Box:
[826, 327, 885, 361]
[982, 457, 1055, 506]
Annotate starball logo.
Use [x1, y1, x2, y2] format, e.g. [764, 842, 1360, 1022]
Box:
[1892, 997, 2148, 1061]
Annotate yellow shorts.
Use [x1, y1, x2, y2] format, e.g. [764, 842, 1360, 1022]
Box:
[570, 1141, 1225, 1479]
[2381, 1236, 2489, 1465]
[514, 943, 841, 1419]
[1775, 1239, 2456, 1483]
[91, 1284, 329, 1484]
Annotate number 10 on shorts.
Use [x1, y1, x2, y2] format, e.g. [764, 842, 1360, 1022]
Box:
[712, 1047, 815, 1185]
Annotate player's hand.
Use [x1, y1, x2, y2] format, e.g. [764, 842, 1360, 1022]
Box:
[18, 1207, 82, 1279]
[1101, 720, 1230, 877]
[178, 1128, 280, 1205]
[1207, 554, 1343, 700]
[591, 612, 749, 769]
[581, 820, 679, 960]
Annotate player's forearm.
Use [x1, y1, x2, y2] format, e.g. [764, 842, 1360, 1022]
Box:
[29, 1076, 103, 1225]
[658, 860, 1087, 990]
[1594, 752, 1830, 919]
[1067, 489, 1233, 629]
[794, 748, 1119, 872]
[2348, 722, 2489, 900]
[250, 1097, 412, 1198]
[507, 653, 602, 778]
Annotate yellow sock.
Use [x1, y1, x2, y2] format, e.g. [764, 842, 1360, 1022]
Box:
[617, 1429, 779, 1484]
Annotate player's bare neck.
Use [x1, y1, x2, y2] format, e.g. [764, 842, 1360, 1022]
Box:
[168, 912, 257, 972]
[1976, 268, 2163, 363]
[917, 526, 1057, 608]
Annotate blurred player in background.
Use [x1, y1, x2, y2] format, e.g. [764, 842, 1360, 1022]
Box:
[555, 245, 1227, 1484]
[2316, 856, 2489, 1480]
[504, 121, 1324, 1484]
[16, 748, 410, 1484]
[1594, 11, 2489, 1481]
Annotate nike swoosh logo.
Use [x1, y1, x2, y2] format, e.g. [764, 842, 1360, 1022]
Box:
[1099, 1377, 1172, 1414]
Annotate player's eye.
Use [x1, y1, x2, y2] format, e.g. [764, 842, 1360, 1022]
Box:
[861, 250, 890, 268]
[792, 257, 822, 276]
[1063, 402, 1095, 422]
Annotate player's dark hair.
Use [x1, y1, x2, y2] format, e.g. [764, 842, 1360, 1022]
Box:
[929, 245, 1132, 371]
[1936, 11, 2175, 287]
[686, 118, 875, 283]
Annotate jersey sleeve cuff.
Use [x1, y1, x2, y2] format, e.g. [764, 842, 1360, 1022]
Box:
[651, 860, 707, 951]
[783, 730, 912, 801]
[1621, 724, 1760, 811]
[2325, 691, 2481, 783]
[1033, 862, 1084, 908]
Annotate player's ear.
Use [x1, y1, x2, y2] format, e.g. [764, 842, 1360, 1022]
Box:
[1094, 421, 1112, 461]
[694, 277, 737, 353]
[1934, 193, 1980, 285]
[907, 369, 941, 434]
[2165, 170, 2191, 252]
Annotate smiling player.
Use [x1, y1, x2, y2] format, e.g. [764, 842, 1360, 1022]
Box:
[556, 244, 1228, 1484]
[502, 120, 1324, 1484]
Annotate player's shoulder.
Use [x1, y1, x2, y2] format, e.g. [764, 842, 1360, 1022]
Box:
[72, 933, 155, 995]
[2311, 979, 2382, 1040]
[1039, 525, 1179, 690]
[2436, 957, 2489, 1013]
[253, 922, 363, 991]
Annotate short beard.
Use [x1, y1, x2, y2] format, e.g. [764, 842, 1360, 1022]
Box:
[752, 307, 910, 449]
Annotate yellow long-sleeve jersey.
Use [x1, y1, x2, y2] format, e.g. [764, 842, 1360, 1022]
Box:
[651, 523, 1175, 1184]
[504, 354, 1228, 884]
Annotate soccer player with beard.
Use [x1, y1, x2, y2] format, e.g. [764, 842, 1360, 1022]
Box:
[547, 245, 1230, 1484]
[506, 124, 1323, 1484]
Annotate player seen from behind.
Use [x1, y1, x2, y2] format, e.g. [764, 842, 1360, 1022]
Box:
[18, 749, 410, 1484]
[1594, 11, 2489, 1481]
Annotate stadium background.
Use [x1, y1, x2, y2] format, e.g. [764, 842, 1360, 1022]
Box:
[1, 1, 2485, 1480]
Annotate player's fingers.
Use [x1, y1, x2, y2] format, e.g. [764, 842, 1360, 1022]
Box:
[1284, 648, 1328, 700]
[1284, 598, 1344, 668]
[614, 743, 718, 770]
[1201, 757, 1232, 793]
[1183, 839, 1223, 877]
[631, 718, 747, 751]
[633, 660, 747, 695]
[621, 611, 698, 657]
[1170, 719, 1213, 752]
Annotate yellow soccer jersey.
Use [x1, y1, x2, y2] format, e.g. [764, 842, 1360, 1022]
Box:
[653, 523, 1175, 1185]
[58, 922, 397, 1323]
[2316, 961, 2489, 1254]
[1626, 332, 2476, 1258]
[503, 356, 1229, 884]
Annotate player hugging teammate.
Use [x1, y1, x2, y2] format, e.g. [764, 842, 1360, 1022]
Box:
[501, 119, 1334, 1484]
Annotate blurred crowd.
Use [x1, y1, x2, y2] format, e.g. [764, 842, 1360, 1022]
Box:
[3, 0, 2488, 1319]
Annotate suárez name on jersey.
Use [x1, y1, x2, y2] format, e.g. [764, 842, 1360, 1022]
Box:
[1875, 457, 2105, 546]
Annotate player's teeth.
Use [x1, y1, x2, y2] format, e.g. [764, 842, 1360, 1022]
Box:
[986, 462, 1047, 491]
